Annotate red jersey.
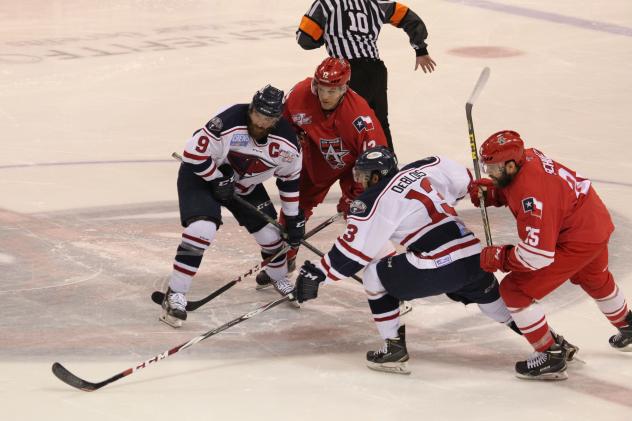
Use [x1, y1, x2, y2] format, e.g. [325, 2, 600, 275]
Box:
[499, 148, 614, 272]
[283, 78, 388, 202]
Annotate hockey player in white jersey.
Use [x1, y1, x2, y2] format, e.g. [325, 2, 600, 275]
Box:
[294, 147, 520, 373]
[160, 85, 305, 327]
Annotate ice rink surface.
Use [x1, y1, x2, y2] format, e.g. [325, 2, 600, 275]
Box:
[1, 1, 632, 420]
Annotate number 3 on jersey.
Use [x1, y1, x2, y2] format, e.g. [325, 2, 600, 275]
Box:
[343, 224, 359, 242]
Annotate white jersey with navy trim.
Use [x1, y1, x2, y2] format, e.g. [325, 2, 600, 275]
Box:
[319, 156, 482, 282]
[180, 104, 302, 216]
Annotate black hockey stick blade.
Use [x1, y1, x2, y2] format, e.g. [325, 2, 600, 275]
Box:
[151, 209, 342, 312]
[53, 294, 291, 391]
[52, 362, 107, 392]
[151, 280, 237, 311]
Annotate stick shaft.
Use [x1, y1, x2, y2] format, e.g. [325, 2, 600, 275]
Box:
[52, 295, 290, 391]
[465, 68, 494, 246]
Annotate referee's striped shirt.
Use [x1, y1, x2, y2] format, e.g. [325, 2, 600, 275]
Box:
[297, 0, 429, 60]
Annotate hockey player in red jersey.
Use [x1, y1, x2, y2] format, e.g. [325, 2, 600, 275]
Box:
[284, 57, 388, 219]
[256, 57, 388, 287]
[469, 130, 632, 380]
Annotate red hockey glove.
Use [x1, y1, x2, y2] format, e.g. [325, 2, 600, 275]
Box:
[468, 178, 503, 208]
[480, 245, 513, 273]
[337, 194, 353, 218]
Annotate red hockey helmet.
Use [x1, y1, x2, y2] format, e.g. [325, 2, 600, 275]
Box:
[314, 57, 351, 87]
[480, 130, 525, 167]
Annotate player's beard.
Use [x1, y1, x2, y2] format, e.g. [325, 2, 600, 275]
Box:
[247, 116, 273, 144]
[490, 168, 515, 188]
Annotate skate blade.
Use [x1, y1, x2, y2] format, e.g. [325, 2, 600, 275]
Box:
[287, 299, 301, 309]
[612, 344, 632, 352]
[515, 370, 568, 381]
[399, 301, 413, 317]
[367, 361, 411, 375]
[159, 313, 183, 328]
[255, 283, 273, 291]
[567, 355, 587, 365]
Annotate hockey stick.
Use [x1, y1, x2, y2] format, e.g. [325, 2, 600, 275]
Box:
[172, 152, 412, 315]
[52, 294, 290, 391]
[465, 67, 494, 246]
[230, 194, 364, 284]
[237, 193, 414, 316]
[171, 151, 362, 283]
[151, 212, 342, 310]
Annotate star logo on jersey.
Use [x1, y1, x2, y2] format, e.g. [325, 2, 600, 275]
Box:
[227, 151, 275, 178]
[320, 138, 350, 169]
[352, 116, 375, 133]
[522, 197, 543, 218]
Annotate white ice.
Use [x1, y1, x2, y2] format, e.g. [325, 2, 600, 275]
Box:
[1, 1, 631, 420]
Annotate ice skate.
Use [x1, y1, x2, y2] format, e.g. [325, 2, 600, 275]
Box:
[255, 270, 273, 290]
[515, 343, 568, 381]
[609, 311, 632, 352]
[271, 277, 300, 308]
[366, 325, 410, 375]
[159, 288, 187, 328]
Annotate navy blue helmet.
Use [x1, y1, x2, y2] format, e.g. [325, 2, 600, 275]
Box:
[251, 84, 284, 118]
[353, 146, 398, 187]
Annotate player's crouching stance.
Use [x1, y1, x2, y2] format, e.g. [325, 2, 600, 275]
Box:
[469, 131, 632, 380]
[294, 147, 519, 374]
[160, 85, 305, 327]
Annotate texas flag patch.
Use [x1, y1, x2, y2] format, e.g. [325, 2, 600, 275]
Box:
[522, 197, 543, 218]
[352, 115, 375, 133]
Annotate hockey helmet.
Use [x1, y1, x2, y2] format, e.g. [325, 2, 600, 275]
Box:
[314, 57, 351, 87]
[353, 146, 398, 188]
[479, 130, 525, 172]
[251, 84, 284, 118]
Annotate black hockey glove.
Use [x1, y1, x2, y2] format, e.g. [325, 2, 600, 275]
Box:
[295, 261, 326, 303]
[209, 164, 235, 206]
[284, 211, 306, 248]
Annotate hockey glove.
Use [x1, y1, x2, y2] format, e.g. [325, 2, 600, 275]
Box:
[468, 178, 504, 208]
[209, 164, 235, 206]
[295, 261, 326, 303]
[480, 245, 513, 273]
[284, 210, 306, 248]
[336, 194, 353, 218]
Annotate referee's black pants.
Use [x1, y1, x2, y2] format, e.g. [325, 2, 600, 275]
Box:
[348, 58, 393, 151]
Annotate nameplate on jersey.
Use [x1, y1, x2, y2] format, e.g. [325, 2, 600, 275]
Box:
[230, 133, 250, 147]
[352, 116, 375, 133]
[390, 170, 427, 193]
[521, 197, 543, 218]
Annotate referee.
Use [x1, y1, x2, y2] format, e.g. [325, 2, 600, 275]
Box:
[296, 0, 436, 152]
